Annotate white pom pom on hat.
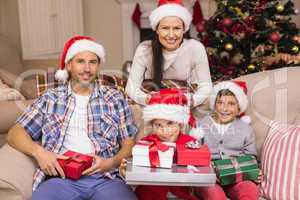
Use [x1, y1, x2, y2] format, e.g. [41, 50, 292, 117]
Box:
[149, 0, 192, 32]
[55, 35, 105, 82]
[210, 80, 251, 124]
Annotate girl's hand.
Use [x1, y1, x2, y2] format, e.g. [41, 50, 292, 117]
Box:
[119, 158, 127, 178]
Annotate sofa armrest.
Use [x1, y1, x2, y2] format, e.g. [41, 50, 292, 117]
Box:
[20, 79, 37, 99]
[0, 69, 37, 99]
[0, 144, 36, 200]
[0, 100, 33, 134]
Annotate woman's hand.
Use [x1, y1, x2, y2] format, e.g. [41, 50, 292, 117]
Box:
[33, 146, 68, 178]
[145, 94, 151, 104]
[82, 155, 115, 176]
[119, 158, 128, 178]
[145, 91, 158, 104]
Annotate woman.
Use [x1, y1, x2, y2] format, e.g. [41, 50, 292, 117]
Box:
[125, 0, 212, 107]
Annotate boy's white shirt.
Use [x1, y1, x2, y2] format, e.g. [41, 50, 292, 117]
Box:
[189, 116, 233, 138]
[210, 116, 232, 136]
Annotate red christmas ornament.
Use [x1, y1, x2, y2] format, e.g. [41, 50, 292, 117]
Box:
[196, 22, 205, 32]
[222, 17, 233, 27]
[269, 32, 281, 43]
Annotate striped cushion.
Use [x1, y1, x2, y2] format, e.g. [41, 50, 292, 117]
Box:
[260, 121, 300, 199]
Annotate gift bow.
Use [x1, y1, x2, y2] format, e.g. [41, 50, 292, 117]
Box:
[139, 135, 170, 167]
[185, 140, 202, 149]
[63, 154, 91, 168]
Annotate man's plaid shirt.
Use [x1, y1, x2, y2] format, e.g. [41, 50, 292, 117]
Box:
[16, 82, 138, 191]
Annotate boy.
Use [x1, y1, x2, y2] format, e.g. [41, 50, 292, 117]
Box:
[190, 81, 261, 200]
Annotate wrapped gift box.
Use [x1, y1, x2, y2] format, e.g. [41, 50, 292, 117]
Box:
[132, 140, 175, 168]
[57, 150, 93, 180]
[213, 155, 259, 186]
[126, 160, 216, 186]
[176, 144, 211, 166]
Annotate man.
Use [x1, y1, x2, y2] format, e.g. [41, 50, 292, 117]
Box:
[7, 36, 138, 200]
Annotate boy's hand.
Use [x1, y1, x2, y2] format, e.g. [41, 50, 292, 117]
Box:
[254, 169, 263, 184]
[119, 158, 128, 178]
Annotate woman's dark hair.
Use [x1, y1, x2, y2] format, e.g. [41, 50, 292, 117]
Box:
[151, 34, 163, 89]
[151, 30, 190, 90]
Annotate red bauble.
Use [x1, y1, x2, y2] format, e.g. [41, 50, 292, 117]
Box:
[222, 17, 233, 27]
[196, 22, 205, 32]
[269, 32, 281, 43]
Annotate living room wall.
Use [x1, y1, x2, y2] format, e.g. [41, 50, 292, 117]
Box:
[0, 0, 299, 73]
[0, 0, 123, 71]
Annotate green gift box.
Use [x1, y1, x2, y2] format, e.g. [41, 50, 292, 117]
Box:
[213, 155, 259, 186]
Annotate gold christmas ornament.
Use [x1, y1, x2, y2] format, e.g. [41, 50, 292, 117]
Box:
[247, 64, 256, 70]
[292, 46, 299, 53]
[276, 4, 284, 12]
[225, 43, 233, 51]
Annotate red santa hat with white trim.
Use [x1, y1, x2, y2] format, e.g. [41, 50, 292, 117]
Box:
[55, 35, 105, 82]
[210, 80, 251, 124]
[149, 0, 192, 32]
[143, 88, 195, 126]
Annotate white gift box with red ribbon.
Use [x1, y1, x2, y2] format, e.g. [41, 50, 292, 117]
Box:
[132, 140, 175, 169]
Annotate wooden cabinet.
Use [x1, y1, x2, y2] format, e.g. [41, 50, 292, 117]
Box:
[18, 0, 83, 59]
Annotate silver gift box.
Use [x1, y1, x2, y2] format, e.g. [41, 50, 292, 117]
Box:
[125, 161, 216, 186]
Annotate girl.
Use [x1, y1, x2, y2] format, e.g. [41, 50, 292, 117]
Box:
[121, 88, 199, 200]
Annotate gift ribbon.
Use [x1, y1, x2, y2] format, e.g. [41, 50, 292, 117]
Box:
[185, 140, 202, 149]
[63, 154, 90, 168]
[139, 135, 170, 167]
[216, 157, 257, 170]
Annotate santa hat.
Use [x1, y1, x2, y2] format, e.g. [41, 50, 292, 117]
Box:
[143, 88, 195, 126]
[55, 35, 105, 82]
[210, 81, 251, 124]
[149, 0, 192, 32]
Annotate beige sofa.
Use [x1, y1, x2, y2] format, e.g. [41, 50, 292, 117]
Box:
[0, 67, 299, 200]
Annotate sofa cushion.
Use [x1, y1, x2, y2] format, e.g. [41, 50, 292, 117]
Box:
[260, 121, 300, 200]
[0, 78, 25, 101]
[0, 144, 37, 200]
[237, 67, 300, 157]
[0, 69, 37, 100]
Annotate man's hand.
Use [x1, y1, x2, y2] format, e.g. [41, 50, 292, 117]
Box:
[119, 158, 127, 178]
[33, 146, 68, 178]
[82, 155, 115, 176]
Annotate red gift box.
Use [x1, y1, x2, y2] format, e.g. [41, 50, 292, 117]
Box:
[57, 150, 93, 180]
[176, 144, 211, 166]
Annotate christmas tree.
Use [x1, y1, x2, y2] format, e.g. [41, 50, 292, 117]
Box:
[198, 0, 300, 81]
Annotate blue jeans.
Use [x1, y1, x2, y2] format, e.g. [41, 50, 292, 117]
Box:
[31, 174, 137, 200]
